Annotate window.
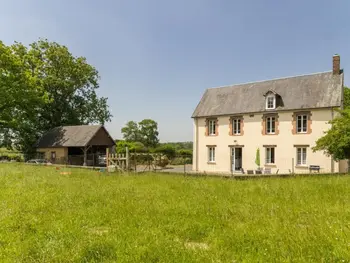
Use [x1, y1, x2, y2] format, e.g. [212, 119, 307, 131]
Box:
[266, 116, 276, 134]
[266, 148, 275, 164]
[208, 147, 215, 163]
[297, 148, 307, 165]
[51, 151, 56, 160]
[233, 119, 241, 135]
[297, 115, 307, 133]
[266, 95, 276, 109]
[208, 120, 216, 135]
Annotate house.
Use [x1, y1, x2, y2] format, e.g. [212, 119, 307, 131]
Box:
[192, 55, 347, 174]
[36, 125, 115, 166]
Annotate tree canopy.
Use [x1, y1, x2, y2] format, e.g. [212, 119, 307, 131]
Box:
[0, 39, 111, 156]
[343, 86, 350, 109]
[313, 109, 350, 161]
[312, 86, 350, 161]
[121, 119, 159, 148]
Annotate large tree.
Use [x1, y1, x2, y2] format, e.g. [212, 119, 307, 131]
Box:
[0, 41, 48, 151]
[121, 119, 159, 148]
[139, 119, 159, 148]
[0, 39, 111, 155]
[121, 121, 141, 142]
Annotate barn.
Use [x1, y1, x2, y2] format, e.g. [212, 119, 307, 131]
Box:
[36, 125, 115, 166]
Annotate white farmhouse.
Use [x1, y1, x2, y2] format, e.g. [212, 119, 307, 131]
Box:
[192, 55, 347, 174]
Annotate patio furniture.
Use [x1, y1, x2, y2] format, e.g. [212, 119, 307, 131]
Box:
[309, 165, 320, 173]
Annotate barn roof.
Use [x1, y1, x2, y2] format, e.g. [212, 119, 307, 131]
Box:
[192, 71, 344, 118]
[36, 125, 115, 148]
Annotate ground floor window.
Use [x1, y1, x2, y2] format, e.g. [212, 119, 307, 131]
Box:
[297, 147, 307, 165]
[265, 147, 275, 164]
[208, 147, 216, 163]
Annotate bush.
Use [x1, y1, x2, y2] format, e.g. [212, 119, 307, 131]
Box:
[153, 145, 176, 160]
[0, 149, 24, 162]
[171, 157, 192, 165]
[176, 149, 192, 157]
[154, 156, 169, 168]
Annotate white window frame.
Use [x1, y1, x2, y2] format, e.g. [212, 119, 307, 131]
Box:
[296, 147, 307, 166]
[265, 147, 275, 164]
[266, 95, 276, 110]
[233, 119, 241, 135]
[266, 116, 276, 134]
[208, 120, 216, 135]
[208, 147, 216, 163]
[297, 115, 308, 133]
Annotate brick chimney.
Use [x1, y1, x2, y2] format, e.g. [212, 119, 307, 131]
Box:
[333, 54, 340, 75]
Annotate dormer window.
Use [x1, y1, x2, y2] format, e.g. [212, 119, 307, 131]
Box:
[266, 95, 276, 109]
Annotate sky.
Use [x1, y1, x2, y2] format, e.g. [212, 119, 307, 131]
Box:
[1, 0, 349, 142]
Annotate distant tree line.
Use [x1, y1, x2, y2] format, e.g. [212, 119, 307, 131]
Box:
[117, 119, 193, 165]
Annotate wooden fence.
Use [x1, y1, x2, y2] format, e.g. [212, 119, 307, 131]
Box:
[106, 147, 166, 172]
[106, 148, 129, 172]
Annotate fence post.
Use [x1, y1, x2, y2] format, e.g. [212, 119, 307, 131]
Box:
[134, 149, 137, 173]
[126, 147, 129, 171]
[183, 156, 186, 174]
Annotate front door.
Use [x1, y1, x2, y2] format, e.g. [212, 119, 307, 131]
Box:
[231, 147, 242, 172]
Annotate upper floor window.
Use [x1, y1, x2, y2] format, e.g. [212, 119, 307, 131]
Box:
[233, 119, 241, 135]
[266, 95, 276, 109]
[208, 120, 216, 135]
[297, 115, 307, 133]
[266, 116, 276, 134]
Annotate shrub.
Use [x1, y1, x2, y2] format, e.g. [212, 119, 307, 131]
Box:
[153, 145, 176, 160]
[154, 156, 169, 168]
[171, 157, 192, 165]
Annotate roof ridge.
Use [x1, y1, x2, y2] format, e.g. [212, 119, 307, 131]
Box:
[207, 70, 333, 90]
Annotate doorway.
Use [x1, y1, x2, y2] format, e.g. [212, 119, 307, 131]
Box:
[231, 147, 242, 172]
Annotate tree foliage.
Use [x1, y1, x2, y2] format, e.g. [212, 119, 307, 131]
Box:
[121, 119, 159, 148]
[121, 121, 140, 142]
[153, 144, 176, 160]
[313, 109, 350, 161]
[116, 140, 146, 153]
[343, 86, 350, 109]
[0, 39, 111, 155]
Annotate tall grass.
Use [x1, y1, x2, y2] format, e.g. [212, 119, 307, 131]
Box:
[0, 163, 349, 262]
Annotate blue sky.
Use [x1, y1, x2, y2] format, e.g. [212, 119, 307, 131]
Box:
[1, 0, 349, 142]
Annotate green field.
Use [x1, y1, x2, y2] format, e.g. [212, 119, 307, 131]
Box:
[0, 164, 349, 262]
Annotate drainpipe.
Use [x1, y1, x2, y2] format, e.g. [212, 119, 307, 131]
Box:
[195, 118, 199, 171]
[330, 108, 334, 173]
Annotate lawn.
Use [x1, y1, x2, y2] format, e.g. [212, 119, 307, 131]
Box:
[0, 164, 349, 262]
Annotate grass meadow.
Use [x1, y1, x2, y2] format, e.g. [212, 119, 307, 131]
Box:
[0, 163, 349, 262]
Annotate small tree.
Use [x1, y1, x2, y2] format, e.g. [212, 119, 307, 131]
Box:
[313, 109, 350, 163]
[255, 148, 261, 170]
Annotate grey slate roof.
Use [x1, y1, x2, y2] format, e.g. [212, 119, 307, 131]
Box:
[36, 125, 114, 148]
[192, 71, 344, 118]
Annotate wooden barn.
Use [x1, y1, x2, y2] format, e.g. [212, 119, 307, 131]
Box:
[36, 125, 115, 166]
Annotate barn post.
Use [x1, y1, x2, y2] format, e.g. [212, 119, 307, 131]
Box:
[106, 148, 110, 168]
[83, 147, 87, 166]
